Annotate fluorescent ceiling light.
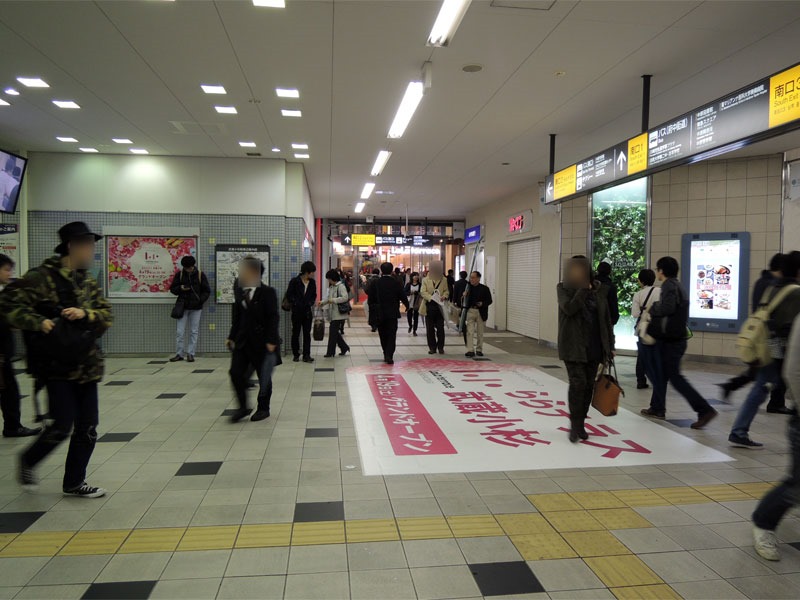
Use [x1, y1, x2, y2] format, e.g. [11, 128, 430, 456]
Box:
[427, 0, 472, 47]
[130, 148, 149, 154]
[253, 0, 286, 7]
[215, 105, 237, 114]
[52, 100, 80, 109]
[56, 136, 78, 142]
[276, 88, 299, 98]
[0, 99, 9, 107]
[271, 147, 281, 152]
[387, 81, 424, 139]
[201, 84, 226, 94]
[281, 109, 302, 118]
[291, 143, 308, 150]
[239, 141, 257, 147]
[4, 88, 19, 96]
[354, 202, 365, 213]
[294, 153, 309, 159]
[79, 147, 98, 153]
[112, 138, 132, 144]
[17, 77, 48, 88]
[370, 150, 392, 176]
[360, 182, 376, 200]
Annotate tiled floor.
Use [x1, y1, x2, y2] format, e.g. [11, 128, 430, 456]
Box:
[0, 311, 798, 599]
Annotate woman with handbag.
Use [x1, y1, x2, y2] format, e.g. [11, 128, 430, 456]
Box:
[404, 272, 422, 336]
[318, 269, 351, 358]
[557, 256, 615, 443]
[169, 256, 210, 363]
[631, 269, 661, 390]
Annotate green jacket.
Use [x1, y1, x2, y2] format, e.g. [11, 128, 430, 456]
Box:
[0, 256, 113, 383]
[557, 281, 615, 364]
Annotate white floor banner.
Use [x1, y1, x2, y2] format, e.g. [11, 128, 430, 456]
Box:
[346, 359, 732, 476]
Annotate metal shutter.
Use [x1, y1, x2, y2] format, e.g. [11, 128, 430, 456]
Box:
[506, 238, 541, 339]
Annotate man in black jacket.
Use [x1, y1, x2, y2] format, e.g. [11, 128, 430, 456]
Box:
[453, 270, 469, 345]
[169, 256, 210, 363]
[463, 271, 492, 358]
[287, 261, 317, 363]
[596, 262, 620, 326]
[367, 262, 409, 365]
[227, 257, 280, 423]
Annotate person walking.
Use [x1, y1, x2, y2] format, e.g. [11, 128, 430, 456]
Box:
[464, 271, 492, 358]
[596, 261, 620, 326]
[226, 257, 280, 424]
[369, 262, 410, 364]
[420, 261, 449, 354]
[169, 255, 210, 363]
[631, 269, 660, 390]
[453, 270, 469, 345]
[363, 268, 380, 332]
[640, 256, 718, 429]
[728, 251, 800, 448]
[557, 256, 615, 443]
[751, 312, 800, 561]
[287, 261, 317, 363]
[320, 270, 351, 358]
[0, 254, 41, 438]
[404, 272, 422, 336]
[446, 269, 456, 301]
[2, 222, 112, 497]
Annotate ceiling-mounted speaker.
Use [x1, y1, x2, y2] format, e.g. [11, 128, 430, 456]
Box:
[366, 216, 374, 223]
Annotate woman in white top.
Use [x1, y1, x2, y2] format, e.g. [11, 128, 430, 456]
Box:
[631, 269, 661, 390]
[404, 272, 422, 336]
[319, 269, 351, 358]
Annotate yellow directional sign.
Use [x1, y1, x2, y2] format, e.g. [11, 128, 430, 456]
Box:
[553, 165, 577, 201]
[627, 133, 648, 175]
[351, 233, 376, 246]
[769, 63, 800, 128]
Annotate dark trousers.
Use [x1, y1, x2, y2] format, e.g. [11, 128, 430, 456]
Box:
[22, 380, 99, 490]
[291, 309, 312, 359]
[426, 307, 446, 352]
[635, 354, 647, 386]
[565, 361, 599, 430]
[326, 322, 349, 356]
[721, 364, 786, 408]
[230, 348, 266, 411]
[652, 340, 712, 416]
[0, 357, 22, 432]
[753, 414, 800, 530]
[378, 318, 399, 361]
[406, 309, 419, 333]
[257, 352, 276, 411]
[639, 342, 663, 408]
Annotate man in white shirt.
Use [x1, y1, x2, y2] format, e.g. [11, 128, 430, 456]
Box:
[631, 269, 661, 390]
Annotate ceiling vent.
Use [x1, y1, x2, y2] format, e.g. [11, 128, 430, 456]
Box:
[169, 121, 230, 136]
[246, 152, 262, 157]
[490, 0, 555, 9]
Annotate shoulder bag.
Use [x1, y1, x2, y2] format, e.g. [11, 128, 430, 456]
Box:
[635, 288, 656, 346]
[592, 361, 624, 417]
[646, 283, 692, 341]
[336, 283, 352, 315]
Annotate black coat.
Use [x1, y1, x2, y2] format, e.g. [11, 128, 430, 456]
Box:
[557, 281, 615, 363]
[453, 278, 468, 308]
[229, 284, 280, 353]
[464, 283, 493, 321]
[595, 274, 620, 325]
[286, 275, 316, 312]
[170, 269, 211, 311]
[368, 275, 409, 321]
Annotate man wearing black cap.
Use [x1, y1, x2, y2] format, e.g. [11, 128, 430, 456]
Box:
[169, 255, 210, 363]
[0, 222, 112, 497]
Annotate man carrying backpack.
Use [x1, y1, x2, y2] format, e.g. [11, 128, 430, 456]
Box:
[729, 251, 800, 449]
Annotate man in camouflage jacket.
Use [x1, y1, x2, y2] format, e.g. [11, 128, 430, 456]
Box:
[0, 222, 112, 498]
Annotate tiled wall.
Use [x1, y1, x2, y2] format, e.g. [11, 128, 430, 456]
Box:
[558, 194, 589, 265]
[26, 211, 311, 355]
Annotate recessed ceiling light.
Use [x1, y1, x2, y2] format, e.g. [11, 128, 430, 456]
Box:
[427, 0, 472, 47]
[271, 147, 281, 152]
[17, 77, 48, 88]
[294, 153, 309, 159]
[57, 136, 78, 143]
[253, 0, 286, 7]
[291, 143, 308, 150]
[130, 148, 149, 154]
[374, 190, 394, 195]
[239, 141, 257, 148]
[276, 88, 299, 98]
[4, 88, 19, 96]
[0, 99, 9, 107]
[201, 84, 227, 94]
[370, 150, 392, 176]
[112, 138, 133, 144]
[282, 109, 302, 118]
[354, 202, 365, 214]
[52, 100, 80, 109]
[388, 81, 424, 139]
[79, 147, 98, 153]
[361, 182, 376, 200]
[214, 105, 237, 114]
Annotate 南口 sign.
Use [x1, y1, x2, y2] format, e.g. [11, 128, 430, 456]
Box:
[346, 359, 731, 475]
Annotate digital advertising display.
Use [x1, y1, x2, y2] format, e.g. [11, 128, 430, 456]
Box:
[681, 232, 751, 333]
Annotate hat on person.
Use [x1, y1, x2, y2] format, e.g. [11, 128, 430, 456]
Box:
[54, 221, 102, 255]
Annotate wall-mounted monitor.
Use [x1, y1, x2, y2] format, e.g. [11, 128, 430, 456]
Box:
[0, 148, 27, 214]
[681, 232, 751, 333]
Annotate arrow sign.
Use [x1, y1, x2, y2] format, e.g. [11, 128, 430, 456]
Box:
[616, 151, 627, 172]
[344, 236, 351, 244]
[547, 181, 553, 195]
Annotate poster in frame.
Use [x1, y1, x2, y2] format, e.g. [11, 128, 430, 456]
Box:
[215, 244, 271, 304]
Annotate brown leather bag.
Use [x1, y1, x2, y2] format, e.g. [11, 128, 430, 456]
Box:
[592, 361, 624, 417]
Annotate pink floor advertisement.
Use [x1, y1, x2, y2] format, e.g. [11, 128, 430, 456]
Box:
[107, 234, 197, 299]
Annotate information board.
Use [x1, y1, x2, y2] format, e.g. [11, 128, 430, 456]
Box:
[0, 224, 19, 273]
[215, 244, 271, 304]
[464, 225, 481, 244]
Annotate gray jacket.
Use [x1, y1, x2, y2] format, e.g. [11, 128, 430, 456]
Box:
[557, 281, 615, 363]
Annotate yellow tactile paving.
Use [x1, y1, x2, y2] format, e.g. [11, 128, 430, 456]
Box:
[611, 584, 683, 600]
[570, 491, 627, 510]
[543, 510, 605, 533]
[495, 513, 557, 536]
[291, 521, 346, 546]
[396, 517, 453, 540]
[447, 515, 504, 538]
[692, 485, 751, 502]
[59, 530, 129, 556]
[590, 508, 653, 530]
[178, 525, 239, 551]
[652, 487, 712, 505]
[345, 519, 400, 543]
[732, 482, 777, 498]
[118, 528, 186, 554]
[0, 534, 18, 552]
[527, 493, 582, 512]
[562, 531, 632, 557]
[585, 555, 663, 588]
[236, 524, 293, 548]
[0, 531, 74, 557]
[611, 489, 670, 507]
[510, 533, 577, 561]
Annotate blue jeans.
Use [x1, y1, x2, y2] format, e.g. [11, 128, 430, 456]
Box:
[639, 342, 664, 412]
[731, 361, 782, 438]
[653, 339, 712, 416]
[258, 352, 277, 409]
[176, 309, 202, 356]
[753, 414, 800, 530]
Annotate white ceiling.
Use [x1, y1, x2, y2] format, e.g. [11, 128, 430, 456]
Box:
[1, 0, 799, 219]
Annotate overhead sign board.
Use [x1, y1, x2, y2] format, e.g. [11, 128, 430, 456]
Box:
[545, 61, 800, 204]
[350, 233, 376, 246]
[339, 233, 436, 247]
[464, 225, 481, 244]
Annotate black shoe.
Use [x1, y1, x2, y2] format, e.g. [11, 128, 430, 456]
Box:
[691, 408, 718, 430]
[18, 460, 37, 490]
[766, 406, 793, 415]
[371, 328, 377, 332]
[578, 428, 589, 441]
[293, 356, 300, 363]
[186, 355, 195, 363]
[229, 408, 252, 423]
[385, 359, 394, 365]
[251, 410, 270, 422]
[476, 351, 484, 357]
[63, 482, 106, 498]
[438, 349, 445, 355]
[568, 429, 579, 443]
[169, 355, 184, 362]
[636, 383, 649, 390]
[408, 327, 412, 333]
[428, 350, 436, 355]
[640, 408, 666, 420]
[465, 352, 475, 358]
[3, 426, 42, 438]
[715, 383, 733, 403]
[302, 357, 314, 363]
[340, 349, 350, 356]
[413, 332, 418, 336]
[728, 433, 764, 449]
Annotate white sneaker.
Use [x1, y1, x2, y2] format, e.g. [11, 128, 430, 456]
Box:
[753, 526, 781, 561]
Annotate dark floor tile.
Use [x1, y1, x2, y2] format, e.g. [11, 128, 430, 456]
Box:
[221, 409, 240, 417]
[193, 369, 215, 374]
[305, 428, 339, 438]
[311, 391, 336, 397]
[175, 461, 223, 476]
[294, 501, 345, 523]
[790, 542, 800, 552]
[98, 432, 139, 443]
[0, 511, 46, 534]
[315, 368, 335, 373]
[667, 419, 695, 428]
[369, 359, 385, 363]
[82, 581, 157, 600]
[105, 381, 132, 387]
[469, 561, 544, 597]
[147, 361, 168, 365]
[157, 393, 185, 399]
[539, 365, 562, 369]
